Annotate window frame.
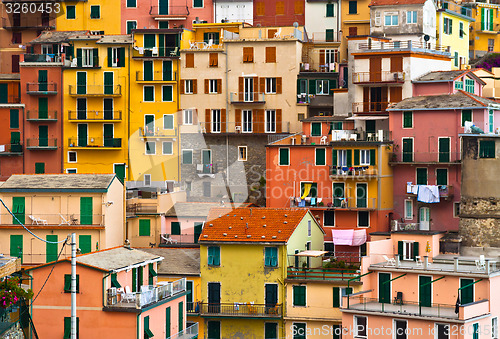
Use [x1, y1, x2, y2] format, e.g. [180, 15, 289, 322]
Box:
[162, 141, 173, 155]
[404, 199, 413, 220]
[316, 80, 329, 95]
[66, 5, 76, 19]
[209, 79, 218, 94]
[238, 146, 247, 161]
[360, 149, 370, 166]
[145, 141, 156, 155]
[265, 109, 276, 133]
[183, 109, 193, 125]
[182, 149, 193, 164]
[68, 151, 77, 163]
[354, 315, 367, 338]
[407, 10, 417, 24]
[207, 246, 221, 266]
[193, 0, 203, 8]
[315, 148, 326, 166]
[185, 80, 194, 94]
[436, 168, 448, 186]
[357, 211, 369, 227]
[143, 85, 155, 102]
[384, 12, 399, 26]
[264, 247, 278, 267]
[265, 77, 277, 94]
[416, 167, 428, 185]
[161, 85, 173, 102]
[90, 5, 100, 19]
[293, 285, 306, 307]
[348, 0, 357, 14]
[402, 240, 415, 260]
[394, 319, 408, 339]
[479, 140, 496, 158]
[403, 111, 413, 129]
[163, 114, 174, 130]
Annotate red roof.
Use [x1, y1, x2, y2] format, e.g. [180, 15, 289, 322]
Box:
[370, 0, 427, 6]
[201, 208, 310, 243]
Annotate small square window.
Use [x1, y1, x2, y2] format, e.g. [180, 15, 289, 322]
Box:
[90, 5, 100, 19]
[193, 0, 203, 7]
[238, 146, 247, 161]
[182, 150, 193, 164]
[68, 151, 77, 163]
[143, 86, 154, 102]
[66, 5, 76, 19]
[162, 142, 173, 155]
[358, 211, 369, 227]
[145, 141, 156, 155]
[64, 274, 80, 293]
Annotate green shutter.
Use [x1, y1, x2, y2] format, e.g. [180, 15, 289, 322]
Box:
[144, 34, 156, 48]
[0, 84, 7, 103]
[316, 148, 326, 165]
[77, 124, 87, 147]
[38, 70, 48, 91]
[104, 72, 113, 94]
[171, 221, 181, 235]
[279, 148, 289, 165]
[403, 111, 412, 128]
[293, 286, 306, 306]
[326, 29, 334, 42]
[46, 235, 58, 262]
[144, 315, 154, 339]
[163, 60, 172, 81]
[479, 140, 496, 158]
[93, 48, 99, 66]
[148, 263, 157, 285]
[90, 5, 99, 18]
[462, 110, 472, 126]
[138, 266, 143, 289]
[63, 317, 79, 339]
[417, 168, 427, 185]
[10, 109, 19, 129]
[144, 61, 153, 81]
[66, 5, 76, 19]
[76, 72, 86, 94]
[76, 48, 82, 67]
[332, 149, 337, 166]
[111, 273, 121, 288]
[107, 47, 112, 67]
[214, 246, 220, 265]
[132, 268, 137, 292]
[402, 139, 413, 162]
[38, 125, 48, 147]
[118, 48, 125, 67]
[114, 164, 125, 182]
[436, 169, 448, 185]
[64, 274, 79, 293]
[79, 235, 91, 254]
[439, 138, 450, 162]
[265, 247, 272, 266]
[139, 219, 151, 236]
[103, 123, 113, 147]
[193, 0, 203, 7]
[326, 3, 334, 17]
[379, 272, 391, 303]
[347, 149, 352, 167]
[308, 79, 316, 94]
[354, 149, 360, 165]
[162, 86, 173, 101]
[38, 98, 48, 119]
[419, 276, 431, 307]
[357, 183, 367, 208]
[204, 32, 210, 44]
[413, 241, 419, 260]
[349, 0, 357, 13]
[370, 149, 376, 166]
[265, 323, 277, 339]
[482, 8, 485, 30]
[491, 8, 494, 30]
[332, 287, 340, 307]
[127, 0, 136, 7]
[35, 162, 45, 174]
[10, 235, 23, 262]
[144, 86, 154, 101]
[454, 52, 458, 67]
[165, 307, 171, 337]
[398, 241, 403, 260]
[178, 301, 183, 331]
[80, 197, 93, 225]
[311, 122, 321, 136]
[460, 278, 474, 304]
[12, 197, 25, 225]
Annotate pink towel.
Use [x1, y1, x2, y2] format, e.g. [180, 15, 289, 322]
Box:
[332, 229, 354, 245]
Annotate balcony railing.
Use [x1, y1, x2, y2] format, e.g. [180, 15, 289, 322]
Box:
[149, 5, 189, 16]
[132, 47, 180, 58]
[290, 197, 377, 209]
[352, 102, 391, 113]
[187, 40, 223, 50]
[201, 122, 290, 134]
[22, 53, 65, 63]
[196, 163, 216, 175]
[1, 16, 55, 29]
[136, 71, 177, 82]
[330, 166, 378, 177]
[26, 110, 57, 121]
[106, 278, 186, 309]
[68, 137, 122, 148]
[139, 127, 177, 138]
[0, 213, 104, 226]
[26, 82, 57, 94]
[405, 184, 454, 199]
[352, 71, 405, 83]
[390, 152, 461, 163]
[68, 85, 122, 96]
[68, 110, 122, 121]
[0, 144, 22, 155]
[436, 0, 473, 18]
[287, 266, 360, 281]
[26, 138, 57, 150]
[358, 40, 451, 54]
[331, 130, 392, 142]
[472, 21, 500, 33]
[199, 302, 282, 318]
[299, 62, 338, 73]
[160, 233, 200, 246]
[306, 31, 342, 43]
[229, 92, 265, 104]
[166, 322, 198, 339]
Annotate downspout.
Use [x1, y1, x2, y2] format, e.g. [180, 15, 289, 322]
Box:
[102, 272, 111, 307]
[26, 271, 33, 339]
[22, 105, 25, 174]
[127, 44, 131, 182]
[377, 144, 382, 211]
[61, 61, 64, 173]
[177, 52, 180, 183]
[136, 313, 140, 339]
[223, 43, 229, 185]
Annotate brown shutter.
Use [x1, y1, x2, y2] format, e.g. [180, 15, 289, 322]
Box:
[221, 108, 226, 132]
[205, 109, 210, 132]
[250, 47, 254, 62]
[244, 47, 254, 62]
[390, 87, 402, 103]
[349, 27, 357, 36]
[381, 87, 388, 104]
[193, 79, 197, 94]
[319, 50, 325, 66]
[180, 80, 185, 94]
[205, 79, 209, 94]
[254, 76, 259, 98]
[369, 57, 382, 82]
[363, 87, 370, 112]
[217, 79, 222, 94]
[186, 53, 194, 68]
[276, 109, 282, 133]
[193, 109, 198, 125]
[235, 109, 241, 129]
[268, 29, 277, 38]
[238, 77, 243, 101]
[209, 53, 218, 67]
[260, 77, 265, 94]
[255, 109, 264, 133]
[266, 47, 276, 63]
[276, 77, 282, 94]
[390, 56, 403, 72]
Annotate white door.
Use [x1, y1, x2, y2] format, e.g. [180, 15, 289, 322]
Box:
[419, 207, 430, 230]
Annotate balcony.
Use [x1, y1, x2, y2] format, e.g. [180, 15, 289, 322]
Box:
[68, 137, 122, 149]
[0, 144, 22, 155]
[229, 92, 265, 104]
[26, 138, 57, 150]
[26, 110, 57, 121]
[287, 266, 360, 281]
[330, 166, 378, 178]
[105, 278, 186, 310]
[68, 85, 122, 97]
[290, 197, 377, 210]
[196, 163, 217, 177]
[68, 110, 122, 122]
[186, 40, 224, 50]
[352, 71, 405, 84]
[201, 121, 290, 134]
[1, 16, 55, 30]
[389, 152, 461, 164]
[26, 82, 57, 95]
[132, 47, 180, 58]
[160, 233, 200, 246]
[166, 323, 198, 339]
[0, 213, 104, 226]
[352, 102, 391, 114]
[330, 130, 392, 142]
[138, 127, 177, 138]
[22, 53, 65, 64]
[136, 71, 177, 82]
[306, 31, 342, 43]
[436, 0, 473, 19]
[149, 5, 189, 17]
[471, 22, 500, 34]
[406, 184, 454, 199]
[0, 300, 24, 337]
[126, 202, 158, 215]
[199, 302, 282, 318]
[357, 40, 451, 56]
[299, 62, 338, 73]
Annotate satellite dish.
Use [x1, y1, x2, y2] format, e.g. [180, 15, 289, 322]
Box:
[424, 35, 430, 42]
[293, 22, 299, 28]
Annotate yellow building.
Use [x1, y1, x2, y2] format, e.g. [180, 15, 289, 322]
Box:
[56, 0, 121, 34]
[128, 29, 183, 189]
[199, 207, 325, 339]
[339, 0, 371, 63]
[466, 1, 500, 59]
[62, 33, 130, 179]
[474, 67, 500, 100]
[436, 2, 473, 69]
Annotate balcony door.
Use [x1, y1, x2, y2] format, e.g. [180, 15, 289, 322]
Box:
[244, 77, 254, 102]
[378, 272, 391, 304]
[103, 124, 114, 147]
[104, 98, 113, 120]
[38, 125, 48, 147]
[208, 282, 220, 313]
[265, 284, 278, 314]
[77, 98, 86, 120]
[419, 207, 430, 230]
[369, 57, 381, 82]
[419, 276, 432, 307]
[159, 0, 169, 15]
[202, 149, 212, 174]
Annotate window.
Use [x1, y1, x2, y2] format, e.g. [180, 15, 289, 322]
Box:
[144, 174, 151, 186]
[439, 137, 450, 162]
[185, 80, 194, 94]
[315, 148, 326, 166]
[193, 0, 203, 7]
[394, 320, 407, 339]
[35, 162, 45, 174]
[266, 110, 276, 133]
[182, 150, 193, 164]
[256, 2, 265, 15]
[455, 80, 463, 90]
[185, 53, 194, 68]
[211, 109, 221, 133]
[465, 79, 474, 93]
[324, 211, 335, 226]
[64, 274, 80, 293]
[242, 110, 252, 132]
[140, 85, 155, 102]
[479, 140, 495, 158]
[473, 323, 479, 339]
[238, 146, 247, 161]
[163, 115, 174, 129]
[482, 8, 493, 31]
[316, 80, 329, 95]
[454, 202, 460, 218]
[208, 246, 220, 266]
[489, 110, 494, 133]
[404, 200, 413, 219]
[326, 3, 334, 17]
[209, 53, 218, 67]
[403, 111, 413, 128]
[301, 182, 317, 199]
[436, 168, 448, 186]
[144, 315, 154, 339]
[311, 122, 321, 136]
[354, 316, 367, 338]
[265, 323, 278, 339]
[12, 32, 21, 44]
[294, 0, 303, 14]
[266, 78, 277, 94]
[209, 79, 218, 94]
[360, 150, 370, 166]
[407, 10, 417, 23]
[127, 0, 136, 7]
[80, 48, 97, 67]
[402, 138, 413, 162]
[162, 142, 173, 155]
[63, 317, 79, 339]
[67, 169, 77, 174]
[436, 324, 449, 339]
[385, 13, 399, 26]
[293, 323, 306, 339]
[444, 17, 452, 34]
[183, 109, 193, 125]
[402, 240, 416, 260]
[171, 222, 181, 235]
[68, 151, 77, 163]
[459, 22, 464, 38]
[493, 317, 498, 339]
[10, 109, 19, 129]
[243, 47, 254, 63]
[358, 211, 369, 227]
[207, 321, 221, 339]
[90, 5, 100, 19]
[333, 182, 345, 207]
[66, 5, 76, 19]
[145, 141, 156, 155]
[139, 219, 151, 236]
[126, 21, 137, 34]
[279, 148, 289, 166]
[162, 86, 173, 102]
[266, 47, 276, 63]
[293, 286, 306, 306]
[108, 47, 125, 67]
[265, 247, 278, 267]
[276, 1, 284, 15]
[348, 0, 357, 14]
[356, 183, 367, 208]
[416, 168, 428, 185]
[462, 109, 472, 127]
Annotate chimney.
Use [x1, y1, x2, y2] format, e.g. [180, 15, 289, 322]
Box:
[424, 256, 429, 269]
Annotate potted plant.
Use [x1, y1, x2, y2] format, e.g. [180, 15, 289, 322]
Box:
[0, 277, 33, 308]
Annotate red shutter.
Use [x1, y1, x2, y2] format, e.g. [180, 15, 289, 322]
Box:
[205, 109, 210, 132]
[238, 77, 243, 101]
[235, 109, 241, 129]
[276, 109, 282, 133]
[221, 109, 226, 132]
[276, 77, 282, 94]
[180, 80, 185, 94]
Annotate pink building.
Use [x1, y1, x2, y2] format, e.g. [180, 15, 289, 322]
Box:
[341, 231, 500, 339]
[28, 247, 197, 339]
[413, 70, 485, 97]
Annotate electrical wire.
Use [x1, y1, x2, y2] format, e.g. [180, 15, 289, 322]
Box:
[0, 198, 67, 244]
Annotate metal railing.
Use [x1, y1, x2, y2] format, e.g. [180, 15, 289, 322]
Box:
[290, 196, 377, 209]
[352, 71, 405, 83]
[405, 184, 454, 198]
[196, 163, 216, 174]
[149, 5, 189, 16]
[0, 213, 104, 225]
[160, 233, 200, 245]
[287, 266, 360, 281]
[199, 302, 282, 317]
[471, 21, 500, 32]
[2, 16, 55, 29]
[68, 137, 122, 148]
[26, 110, 57, 121]
[392, 221, 422, 231]
[0, 144, 22, 154]
[68, 85, 122, 96]
[352, 101, 392, 113]
[187, 40, 223, 50]
[132, 47, 180, 58]
[330, 130, 392, 142]
[390, 151, 461, 163]
[126, 203, 157, 214]
[22, 53, 64, 63]
[136, 70, 177, 82]
[306, 31, 342, 43]
[229, 92, 265, 103]
[26, 138, 57, 149]
[26, 82, 57, 93]
[138, 127, 177, 138]
[167, 322, 198, 339]
[201, 121, 290, 134]
[330, 166, 378, 177]
[68, 110, 122, 121]
[358, 40, 451, 54]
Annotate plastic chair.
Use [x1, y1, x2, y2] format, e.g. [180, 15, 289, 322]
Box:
[383, 255, 396, 267]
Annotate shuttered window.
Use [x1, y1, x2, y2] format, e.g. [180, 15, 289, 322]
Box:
[462, 109, 472, 126]
[265, 47, 276, 63]
[171, 221, 181, 235]
[90, 5, 100, 18]
[10, 109, 19, 129]
[63, 317, 79, 339]
[315, 148, 326, 165]
[279, 148, 289, 165]
[162, 85, 173, 102]
[326, 3, 334, 17]
[265, 247, 278, 267]
[243, 47, 254, 63]
[416, 168, 428, 185]
[185, 53, 194, 68]
[436, 168, 448, 186]
[64, 274, 80, 293]
[479, 140, 495, 158]
[209, 53, 218, 67]
[403, 111, 412, 128]
[208, 246, 220, 266]
[293, 286, 306, 306]
[139, 219, 151, 236]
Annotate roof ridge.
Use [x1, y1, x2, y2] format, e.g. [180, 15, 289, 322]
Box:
[458, 90, 487, 106]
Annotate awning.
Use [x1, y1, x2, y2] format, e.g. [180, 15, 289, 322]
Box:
[332, 229, 367, 246]
[295, 250, 328, 257]
[346, 116, 389, 120]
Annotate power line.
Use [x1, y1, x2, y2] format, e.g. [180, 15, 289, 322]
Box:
[0, 198, 67, 244]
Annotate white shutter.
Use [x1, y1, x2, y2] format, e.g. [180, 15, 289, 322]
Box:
[375, 12, 381, 26]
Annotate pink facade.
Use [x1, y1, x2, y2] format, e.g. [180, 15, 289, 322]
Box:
[163, 216, 205, 244]
[413, 72, 483, 97]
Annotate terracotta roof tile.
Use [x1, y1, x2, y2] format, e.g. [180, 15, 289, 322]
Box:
[201, 208, 309, 243]
[370, 0, 427, 6]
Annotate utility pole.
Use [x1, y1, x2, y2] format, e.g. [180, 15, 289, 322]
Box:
[70, 233, 77, 339]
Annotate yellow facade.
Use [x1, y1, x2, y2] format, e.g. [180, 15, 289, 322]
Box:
[339, 0, 371, 63]
[56, 1, 121, 34]
[437, 10, 471, 69]
[62, 36, 130, 178]
[128, 30, 182, 186]
[468, 3, 500, 59]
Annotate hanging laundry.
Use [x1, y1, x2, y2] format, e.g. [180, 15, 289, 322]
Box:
[417, 185, 440, 203]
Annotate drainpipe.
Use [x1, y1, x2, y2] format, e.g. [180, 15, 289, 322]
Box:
[102, 272, 111, 307]
[127, 44, 131, 182]
[377, 144, 382, 211]
[223, 44, 229, 184]
[176, 54, 180, 183]
[61, 62, 64, 173]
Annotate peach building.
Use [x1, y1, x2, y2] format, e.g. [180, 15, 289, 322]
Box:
[340, 231, 500, 339]
[27, 247, 197, 339]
